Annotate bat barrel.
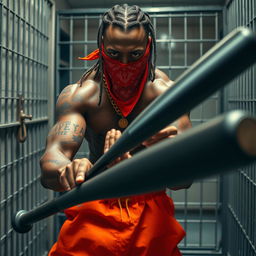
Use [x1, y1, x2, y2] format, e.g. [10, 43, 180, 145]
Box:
[87, 27, 256, 178]
[12, 110, 256, 233]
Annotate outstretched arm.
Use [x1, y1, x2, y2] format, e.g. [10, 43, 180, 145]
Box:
[40, 86, 92, 192]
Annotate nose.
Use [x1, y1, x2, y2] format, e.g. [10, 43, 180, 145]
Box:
[120, 55, 129, 64]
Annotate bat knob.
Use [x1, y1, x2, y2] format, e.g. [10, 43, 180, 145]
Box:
[12, 210, 33, 233]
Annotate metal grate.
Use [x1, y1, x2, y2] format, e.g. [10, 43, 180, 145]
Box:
[223, 0, 256, 255]
[0, 0, 53, 255]
[56, 6, 223, 255]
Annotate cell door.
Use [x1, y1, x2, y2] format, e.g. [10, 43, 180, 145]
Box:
[0, 0, 55, 255]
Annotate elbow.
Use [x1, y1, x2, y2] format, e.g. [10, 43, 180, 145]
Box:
[39, 157, 48, 188]
[40, 174, 65, 192]
[40, 174, 49, 189]
[40, 170, 52, 190]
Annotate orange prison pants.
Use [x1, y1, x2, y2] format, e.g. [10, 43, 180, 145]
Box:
[48, 191, 185, 256]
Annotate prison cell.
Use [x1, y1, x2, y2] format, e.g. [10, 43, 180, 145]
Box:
[1, 1, 256, 256]
[56, 6, 224, 255]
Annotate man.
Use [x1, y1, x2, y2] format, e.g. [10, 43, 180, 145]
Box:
[41, 4, 192, 256]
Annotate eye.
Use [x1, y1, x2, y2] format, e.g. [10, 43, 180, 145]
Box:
[107, 49, 119, 58]
[131, 51, 143, 58]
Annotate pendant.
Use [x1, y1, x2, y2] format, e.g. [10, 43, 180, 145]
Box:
[118, 118, 128, 129]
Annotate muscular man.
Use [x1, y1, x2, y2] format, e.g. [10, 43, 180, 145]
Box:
[41, 4, 192, 256]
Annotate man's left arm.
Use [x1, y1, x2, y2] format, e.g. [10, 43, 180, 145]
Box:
[142, 114, 192, 147]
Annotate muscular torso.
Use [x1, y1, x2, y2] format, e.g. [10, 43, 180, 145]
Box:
[57, 69, 172, 163]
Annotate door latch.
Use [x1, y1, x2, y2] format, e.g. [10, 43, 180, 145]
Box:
[17, 95, 33, 143]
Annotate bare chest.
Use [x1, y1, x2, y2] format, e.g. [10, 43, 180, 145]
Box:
[81, 82, 159, 162]
[85, 94, 148, 134]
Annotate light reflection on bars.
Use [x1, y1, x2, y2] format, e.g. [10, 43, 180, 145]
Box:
[0, 0, 52, 255]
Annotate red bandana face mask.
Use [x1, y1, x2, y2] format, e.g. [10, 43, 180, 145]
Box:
[78, 38, 151, 117]
[101, 39, 151, 117]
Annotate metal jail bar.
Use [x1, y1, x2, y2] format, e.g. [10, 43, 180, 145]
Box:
[223, 0, 256, 255]
[0, 0, 54, 255]
[56, 7, 224, 254]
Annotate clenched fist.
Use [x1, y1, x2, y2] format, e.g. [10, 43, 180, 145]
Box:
[58, 158, 92, 191]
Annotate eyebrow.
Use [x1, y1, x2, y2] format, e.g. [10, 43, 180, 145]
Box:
[106, 48, 119, 52]
[106, 48, 144, 52]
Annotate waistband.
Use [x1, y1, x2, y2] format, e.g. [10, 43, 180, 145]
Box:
[102, 190, 166, 205]
[101, 190, 166, 221]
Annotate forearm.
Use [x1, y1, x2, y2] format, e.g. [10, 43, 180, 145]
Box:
[40, 147, 71, 191]
[172, 113, 192, 134]
[40, 113, 86, 191]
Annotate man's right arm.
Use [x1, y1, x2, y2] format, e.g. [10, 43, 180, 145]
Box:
[40, 86, 92, 192]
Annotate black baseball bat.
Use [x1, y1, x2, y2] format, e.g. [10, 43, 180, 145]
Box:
[87, 27, 256, 178]
[12, 110, 256, 233]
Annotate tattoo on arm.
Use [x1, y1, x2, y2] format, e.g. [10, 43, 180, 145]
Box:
[49, 121, 71, 136]
[56, 102, 72, 118]
[72, 94, 84, 103]
[58, 87, 72, 101]
[72, 124, 85, 143]
[49, 121, 85, 144]
[41, 159, 70, 166]
[62, 87, 72, 94]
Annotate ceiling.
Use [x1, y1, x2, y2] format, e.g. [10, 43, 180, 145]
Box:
[62, 0, 225, 9]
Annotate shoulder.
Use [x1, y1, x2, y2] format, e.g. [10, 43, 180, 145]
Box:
[144, 68, 175, 100]
[56, 77, 100, 118]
